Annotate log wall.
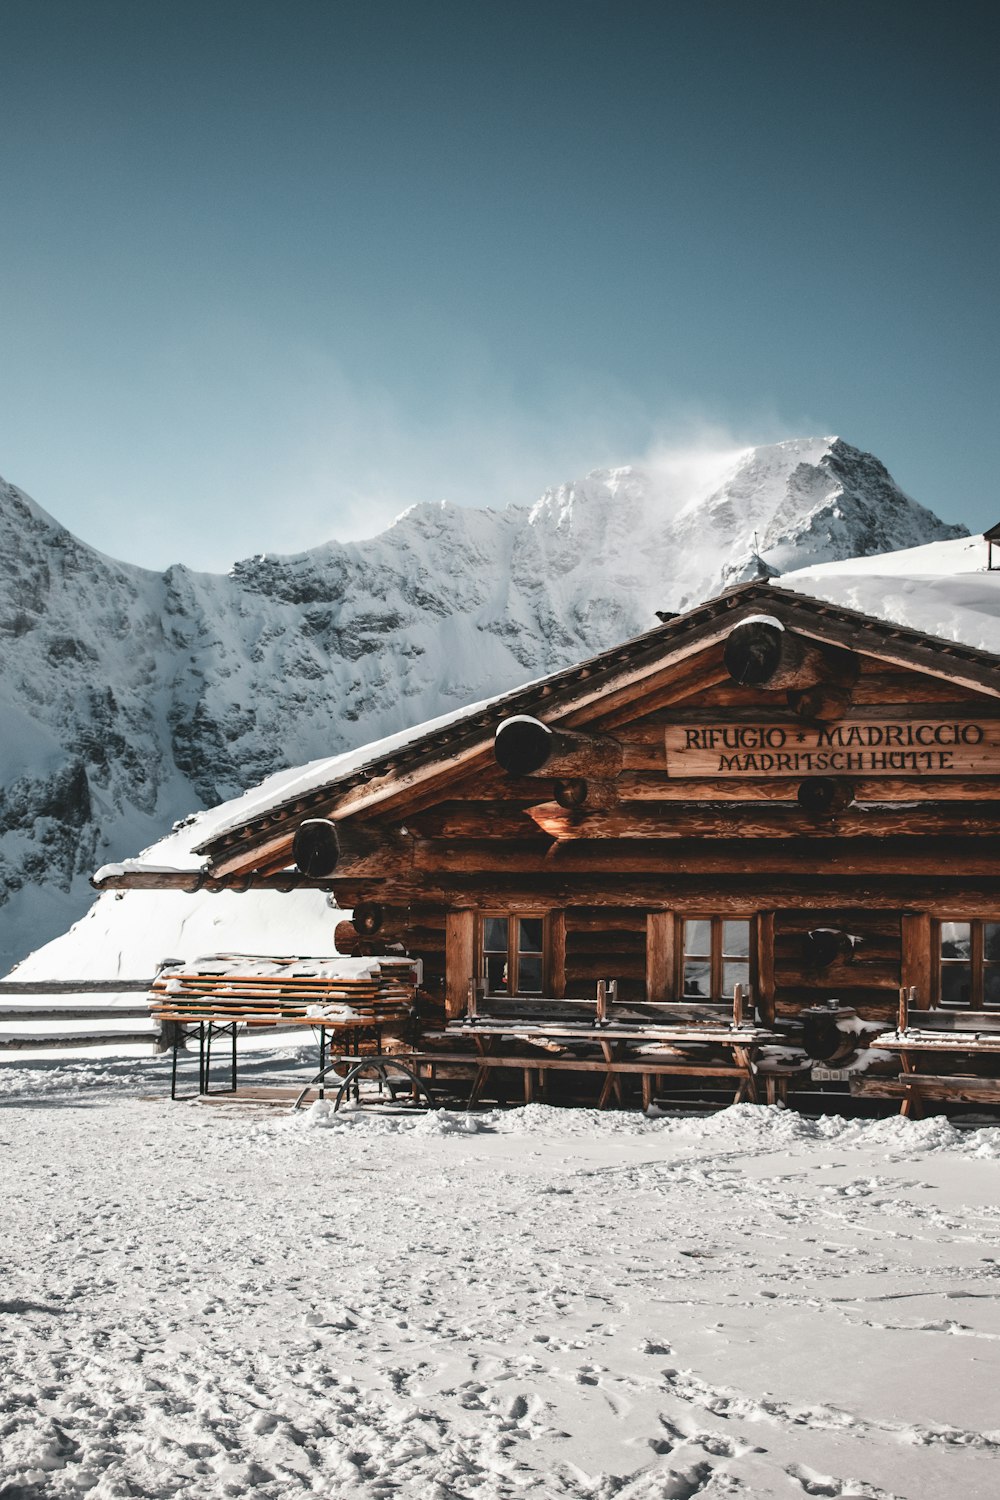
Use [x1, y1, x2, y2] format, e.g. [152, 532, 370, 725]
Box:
[328, 654, 1000, 1029]
[565, 908, 646, 1002]
[772, 908, 902, 1022]
[391, 899, 941, 1027]
[401, 907, 447, 1012]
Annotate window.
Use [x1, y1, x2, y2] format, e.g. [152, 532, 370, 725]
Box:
[681, 918, 751, 1001]
[938, 920, 1000, 1008]
[479, 915, 546, 996]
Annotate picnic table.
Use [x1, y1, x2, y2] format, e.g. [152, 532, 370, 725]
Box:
[427, 984, 781, 1109]
[851, 987, 1000, 1116]
[146, 956, 418, 1099]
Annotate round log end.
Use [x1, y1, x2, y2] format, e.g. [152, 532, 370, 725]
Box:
[723, 619, 785, 686]
[797, 777, 855, 818]
[353, 901, 384, 937]
[293, 818, 341, 877]
[553, 777, 589, 809]
[788, 683, 854, 723]
[334, 919, 361, 955]
[495, 715, 553, 776]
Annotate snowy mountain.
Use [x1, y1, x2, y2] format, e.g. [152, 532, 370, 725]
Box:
[0, 436, 965, 973]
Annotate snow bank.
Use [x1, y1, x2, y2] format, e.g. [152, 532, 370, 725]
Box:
[291, 1098, 1000, 1159]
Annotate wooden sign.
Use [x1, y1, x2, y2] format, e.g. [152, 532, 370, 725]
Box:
[664, 719, 1000, 777]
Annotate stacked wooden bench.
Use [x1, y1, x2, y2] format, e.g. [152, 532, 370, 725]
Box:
[423, 981, 781, 1110]
[148, 955, 418, 1098]
[851, 987, 1000, 1117]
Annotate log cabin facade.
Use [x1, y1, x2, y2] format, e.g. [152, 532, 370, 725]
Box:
[98, 580, 1000, 1107]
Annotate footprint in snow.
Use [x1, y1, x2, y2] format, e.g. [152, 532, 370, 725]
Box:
[655, 1412, 761, 1461]
[786, 1461, 904, 1498]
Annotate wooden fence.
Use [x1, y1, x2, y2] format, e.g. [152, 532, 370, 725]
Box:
[0, 980, 157, 1051]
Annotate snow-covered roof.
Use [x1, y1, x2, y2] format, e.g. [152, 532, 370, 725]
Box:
[93, 531, 1000, 885]
[778, 534, 1000, 655]
[93, 691, 516, 879]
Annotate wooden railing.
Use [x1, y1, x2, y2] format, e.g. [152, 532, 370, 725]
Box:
[0, 979, 156, 1052]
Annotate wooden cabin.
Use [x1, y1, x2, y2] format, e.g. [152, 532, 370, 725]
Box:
[97, 581, 1000, 1111]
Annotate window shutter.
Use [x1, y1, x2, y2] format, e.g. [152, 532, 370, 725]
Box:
[445, 909, 475, 1019]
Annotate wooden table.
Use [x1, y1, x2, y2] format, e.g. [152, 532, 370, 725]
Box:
[152, 1011, 383, 1099]
[426, 1021, 781, 1110]
[855, 1029, 1000, 1116]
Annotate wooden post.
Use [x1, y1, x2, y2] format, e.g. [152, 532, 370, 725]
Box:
[754, 911, 775, 1026]
[353, 902, 408, 939]
[293, 818, 343, 876]
[596, 979, 607, 1024]
[646, 911, 674, 1002]
[901, 913, 932, 1005]
[898, 985, 909, 1033]
[550, 910, 567, 998]
[733, 982, 745, 1028]
[554, 777, 588, 808]
[446, 910, 475, 1020]
[467, 977, 479, 1021]
[353, 901, 384, 936]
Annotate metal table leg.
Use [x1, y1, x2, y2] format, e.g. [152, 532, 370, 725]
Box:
[291, 1056, 438, 1113]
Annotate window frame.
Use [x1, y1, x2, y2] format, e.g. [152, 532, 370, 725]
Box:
[477, 912, 549, 997]
[675, 914, 755, 1004]
[934, 918, 1000, 1009]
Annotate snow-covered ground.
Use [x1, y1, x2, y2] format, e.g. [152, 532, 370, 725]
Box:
[3, 1051, 1000, 1499]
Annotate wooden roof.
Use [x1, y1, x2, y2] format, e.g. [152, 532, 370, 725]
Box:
[193, 580, 1000, 880]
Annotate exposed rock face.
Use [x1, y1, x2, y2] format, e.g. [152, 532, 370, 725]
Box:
[0, 437, 965, 970]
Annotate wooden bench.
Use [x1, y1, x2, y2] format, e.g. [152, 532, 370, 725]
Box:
[434, 982, 778, 1109]
[851, 987, 1000, 1117]
[461, 979, 752, 1030]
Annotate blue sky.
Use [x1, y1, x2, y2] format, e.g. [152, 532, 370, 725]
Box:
[1, 0, 997, 570]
